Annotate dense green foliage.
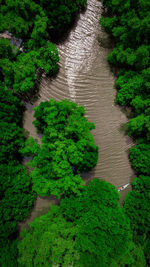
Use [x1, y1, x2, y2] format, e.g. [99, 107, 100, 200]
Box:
[0, 37, 59, 94]
[0, 1, 88, 265]
[0, 86, 36, 266]
[12, 42, 59, 93]
[129, 142, 150, 176]
[3, 0, 150, 265]
[0, 38, 18, 86]
[60, 179, 132, 267]
[0, 0, 87, 41]
[124, 176, 150, 265]
[18, 206, 79, 267]
[21, 99, 98, 198]
[0, 0, 87, 94]
[18, 179, 132, 267]
[100, 0, 150, 264]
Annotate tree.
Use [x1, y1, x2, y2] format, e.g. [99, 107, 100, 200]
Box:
[127, 114, 150, 141]
[0, 86, 23, 124]
[117, 242, 146, 267]
[0, 163, 36, 266]
[34, 41, 59, 75]
[60, 179, 132, 267]
[21, 99, 98, 198]
[0, 239, 18, 267]
[12, 51, 37, 93]
[18, 179, 132, 267]
[0, 0, 87, 41]
[115, 70, 144, 106]
[0, 38, 18, 60]
[0, 122, 24, 163]
[129, 142, 150, 176]
[25, 140, 84, 198]
[124, 175, 150, 265]
[131, 96, 150, 116]
[18, 205, 79, 267]
[100, 1, 150, 265]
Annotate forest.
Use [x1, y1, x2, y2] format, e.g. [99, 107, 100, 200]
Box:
[100, 0, 150, 265]
[0, 0, 149, 266]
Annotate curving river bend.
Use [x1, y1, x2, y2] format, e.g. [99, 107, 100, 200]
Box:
[22, 0, 134, 228]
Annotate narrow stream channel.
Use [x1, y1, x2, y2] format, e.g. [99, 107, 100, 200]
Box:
[21, 0, 134, 229]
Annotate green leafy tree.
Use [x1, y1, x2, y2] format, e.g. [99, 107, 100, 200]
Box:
[0, 122, 24, 163]
[60, 179, 132, 267]
[115, 70, 143, 106]
[0, 86, 23, 124]
[21, 99, 98, 197]
[18, 205, 79, 267]
[129, 143, 150, 176]
[127, 114, 150, 141]
[124, 175, 150, 264]
[18, 179, 132, 267]
[131, 96, 150, 116]
[0, 164, 35, 222]
[12, 52, 37, 93]
[25, 140, 84, 198]
[117, 242, 146, 267]
[0, 240, 18, 267]
[0, 0, 87, 41]
[0, 163, 36, 266]
[100, 2, 150, 265]
[34, 41, 59, 75]
[0, 38, 18, 60]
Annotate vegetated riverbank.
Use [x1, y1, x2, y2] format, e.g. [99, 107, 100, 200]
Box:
[20, 0, 134, 232]
[100, 0, 150, 264]
[0, 1, 87, 266]
[24, 0, 134, 193]
[18, 179, 134, 267]
[0, 0, 147, 265]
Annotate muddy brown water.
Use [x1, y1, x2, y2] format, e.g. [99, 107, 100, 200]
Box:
[21, 0, 134, 229]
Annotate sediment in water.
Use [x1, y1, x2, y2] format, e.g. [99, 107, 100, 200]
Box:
[22, 0, 134, 228]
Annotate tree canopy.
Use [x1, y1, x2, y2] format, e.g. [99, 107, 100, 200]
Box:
[100, 0, 150, 264]
[18, 206, 79, 267]
[124, 176, 150, 265]
[18, 179, 132, 267]
[0, 85, 36, 266]
[0, 1, 88, 265]
[0, 0, 87, 41]
[21, 99, 98, 198]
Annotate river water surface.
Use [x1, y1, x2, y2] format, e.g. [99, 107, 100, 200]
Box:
[22, 0, 134, 228]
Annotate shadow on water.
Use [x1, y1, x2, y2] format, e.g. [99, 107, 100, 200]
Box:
[98, 33, 114, 49]
[50, 7, 87, 45]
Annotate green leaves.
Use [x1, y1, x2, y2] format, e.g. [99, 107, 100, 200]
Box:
[18, 206, 79, 267]
[127, 114, 150, 140]
[20, 137, 40, 157]
[100, 1, 150, 264]
[18, 180, 132, 266]
[0, 0, 87, 41]
[0, 86, 35, 266]
[129, 143, 150, 176]
[124, 176, 150, 264]
[11, 44, 59, 94]
[0, 1, 88, 265]
[60, 179, 132, 266]
[23, 99, 98, 197]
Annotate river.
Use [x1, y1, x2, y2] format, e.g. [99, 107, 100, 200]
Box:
[21, 0, 134, 229]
